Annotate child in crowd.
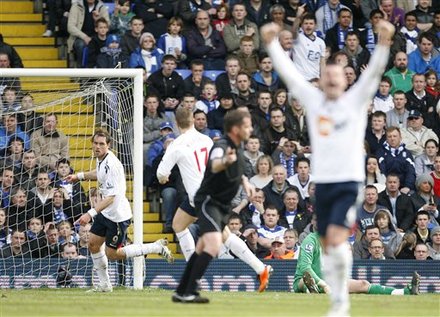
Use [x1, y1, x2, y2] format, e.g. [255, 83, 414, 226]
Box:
[425, 69, 440, 99]
[96, 34, 126, 68]
[26, 217, 45, 241]
[18, 93, 43, 135]
[195, 81, 220, 113]
[236, 36, 259, 74]
[87, 18, 110, 68]
[373, 209, 402, 254]
[157, 17, 187, 68]
[2, 86, 21, 113]
[0, 208, 11, 247]
[110, 0, 135, 36]
[273, 89, 288, 109]
[57, 220, 79, 245]
[400, 12, 419, 55]
[373, 77, 394, 113]
[212, 3, 230, 36]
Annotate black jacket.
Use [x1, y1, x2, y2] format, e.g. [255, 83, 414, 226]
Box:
[147, 70, 185, 101]
[377, 191, 415, 231]
[186, 26, 226, 60]
[133, 0, 174, 39]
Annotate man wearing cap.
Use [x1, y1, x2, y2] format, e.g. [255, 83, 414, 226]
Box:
[207, 92, 235, 133]
[427, 226, 440, 259]
[401, 109, 438, 157]
[146, 121, 174, 167]
[264, 236, 294, 259]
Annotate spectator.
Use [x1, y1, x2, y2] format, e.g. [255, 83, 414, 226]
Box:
[157, 17, 188, 68]
[367, 238, 390, 260]
[96, 34, 126, 68]
[26, 217, 47, 258]
[43, 187, 82, 225]
[67, 0, 109, 67]
[366, 111, 387, 155]
[386, 90, 409, 129]
[377, 174, 415, 232]
[87, 17, 109, 68]
[18, 93, 44, 135]
[324, 8, 353, 55]
[352, 225, 395, 259]
[183, 60, 210, 98]
[283, 228, 300, 256]
[263, 165, 298, 212]
[372, 77, 394, 114]
[207, 92, 234, 133]
[250, 155, 273, 189]
[232, 72, 257, 109]
[431, 155, 440, 199]
[0, 229, 29, 258]
[271, 138, 298, 178]
[263, 236, 294, 259]
[57, 220, 79, 245]
[42, 224, 61, 258]
[143, 94, 168, 155]
[410, 0, 435, 31]
[412, 210, 432, 244]
[0, 114, 30, 157]
[252, 53, 283, 93]
[241, 224, 262, 255]
[380, 0, 405, 28]
[212, 3, 230, 36]
[0, 167, 14, 208]
[0, 137, 24, 170]
[241, 188, 265, 227]
[408, 33, 440, 74]
[146, 123, 174, 168]
[243, 135, 263, 177]
[269, 4, 290, 31]
[411, 173, 440, 229]
[342, 31, 370, 76]
[400, 12, 420, 54]
[28, 170, 54, 221]
[128, 32, 164, 77]
[244, 0, 271, 28]
[6, 187, 31, 231]
[0, 208, 11, 248]
[401, 110, 438, 158]
[373, 209, 402, 254]
[365, 155, 386, 187]
[177, 0, 213, 31]
[282, 0, 302, 26]
[357, 184, 385, 233]
[42, 0, 72, 38]
[405, 74, 437, 116]
[2, 86, 21, 113]
[61, 242, 84, 259]
[427, 226, 440, 259]
[284, 98, 310, 148]
[193, 109, 210, 136]
[415, 139, 438, 176]
[215, 55, 241, 97]
[186, 10, 226, 70]
[223, 3, 260, 54]
[133, 0, 173, 39]
[414, 242, 432, 260]
[287, 157, 313, 200]
[291, 11, 326, 80]
[257, 205, 287, 250]
[425, 69, 440, 98]
[315, 0, 350, 36]
[120, 16, 144, 61]
[77, 223, 91, 256]
[395, 231, 417, 259]
[179, 93, 197, 112]
[426, 10, 440, 47]
[236, 36, 259, 75]
[273, 88, 288, 109]
[16, 150, 39, 191]
[0, 34, 23, 68]
[299, 212, 317, 243]
[278, 30, 294, 60]
[377, 127, 416, 192]
[251, 91, 272, 139]
[147, 55, 185, 112]
[195, 81, 219, 114]
[30, 113, 69, 171]
[279, 188, 310, 234]
[0, 53, 20, 92]
[109, 0, 135, 36]
[384, 52, 415, 94]
[261, 107, 297, 155]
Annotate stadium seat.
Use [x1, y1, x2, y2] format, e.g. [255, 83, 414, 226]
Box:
[104, 2, 116, 15]
[176, 69, 192, 79]
[81, 46, 89, 68]
[204, 70, 224, 81]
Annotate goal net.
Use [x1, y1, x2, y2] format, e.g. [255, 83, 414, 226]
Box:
[0, 68, 144, 289]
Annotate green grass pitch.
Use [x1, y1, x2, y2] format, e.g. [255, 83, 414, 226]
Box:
[1, 288, 439, 317]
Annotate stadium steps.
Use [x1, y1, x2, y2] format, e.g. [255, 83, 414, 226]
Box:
[0, 1, 66, 68]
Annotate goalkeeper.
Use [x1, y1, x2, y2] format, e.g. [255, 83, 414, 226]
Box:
[293, 232, 420, 296]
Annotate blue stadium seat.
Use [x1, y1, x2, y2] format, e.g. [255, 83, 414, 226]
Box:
[105, 2, 115, 15]
[176, 69, 192, 79]
[204, 70, 224, 81]
[81, 46, 89, 68]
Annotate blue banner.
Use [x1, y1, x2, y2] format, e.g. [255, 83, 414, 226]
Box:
[0, 259, 439, 292]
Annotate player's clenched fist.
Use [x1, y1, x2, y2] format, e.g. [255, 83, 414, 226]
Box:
[260, 23, 282, 45]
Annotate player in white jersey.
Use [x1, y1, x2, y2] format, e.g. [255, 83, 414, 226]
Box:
[67, 129, 173, 292]
[292, 6, 326, 81]
[157, 107, 273, 292]
[261, 20, 395, 316]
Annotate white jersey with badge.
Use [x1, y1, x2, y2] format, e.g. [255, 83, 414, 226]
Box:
[293, 32, 326, 80]
[267, 40, 389, 183]
[97, 151, 132, 222]
[157, 127, 213, 205]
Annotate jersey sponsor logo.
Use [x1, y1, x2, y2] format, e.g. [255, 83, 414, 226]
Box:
[304, 243, 314, 253]
[318, 116, 333, 136]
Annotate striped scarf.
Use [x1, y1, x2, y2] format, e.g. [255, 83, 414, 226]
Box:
[323, 3, 341, 33]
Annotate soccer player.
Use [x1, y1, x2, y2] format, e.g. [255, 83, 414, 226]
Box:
[157, 107, 272, 291]
[67, 129, 173, 292]
[261, 20, 395, 316]
[293, 232, 420, 295]
[172, 110, 259, 303]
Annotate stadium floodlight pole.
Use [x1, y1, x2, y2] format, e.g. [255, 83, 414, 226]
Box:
[0, 68, 145, 290]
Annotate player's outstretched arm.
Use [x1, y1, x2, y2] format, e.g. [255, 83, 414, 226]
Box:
[64, 169, 97, 183]
[261, 23, 317, 105]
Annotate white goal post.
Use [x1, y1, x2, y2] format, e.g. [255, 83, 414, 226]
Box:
[0, 68, 145, 290]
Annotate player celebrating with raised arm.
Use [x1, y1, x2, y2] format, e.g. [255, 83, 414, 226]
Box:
[66, 129, 173, 292]
[172, 109, 258, 303]
[261, 20, 395, 316]
[157, 107, 272, 292]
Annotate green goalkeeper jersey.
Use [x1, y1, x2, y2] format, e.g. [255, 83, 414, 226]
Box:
[294, 232, 323, 285]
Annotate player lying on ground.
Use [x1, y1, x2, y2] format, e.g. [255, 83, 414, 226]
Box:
[157, 107, 272, 292]
[66, 129, 174, 292]
[293, 232, 420, 295]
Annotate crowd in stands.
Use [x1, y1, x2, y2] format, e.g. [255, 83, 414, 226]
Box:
[2, 0, 440, 261]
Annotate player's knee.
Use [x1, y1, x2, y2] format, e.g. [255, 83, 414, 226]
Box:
[360, 280, 370, 292]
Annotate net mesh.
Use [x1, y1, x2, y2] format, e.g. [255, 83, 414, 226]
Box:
[0, 75, 136, 288]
